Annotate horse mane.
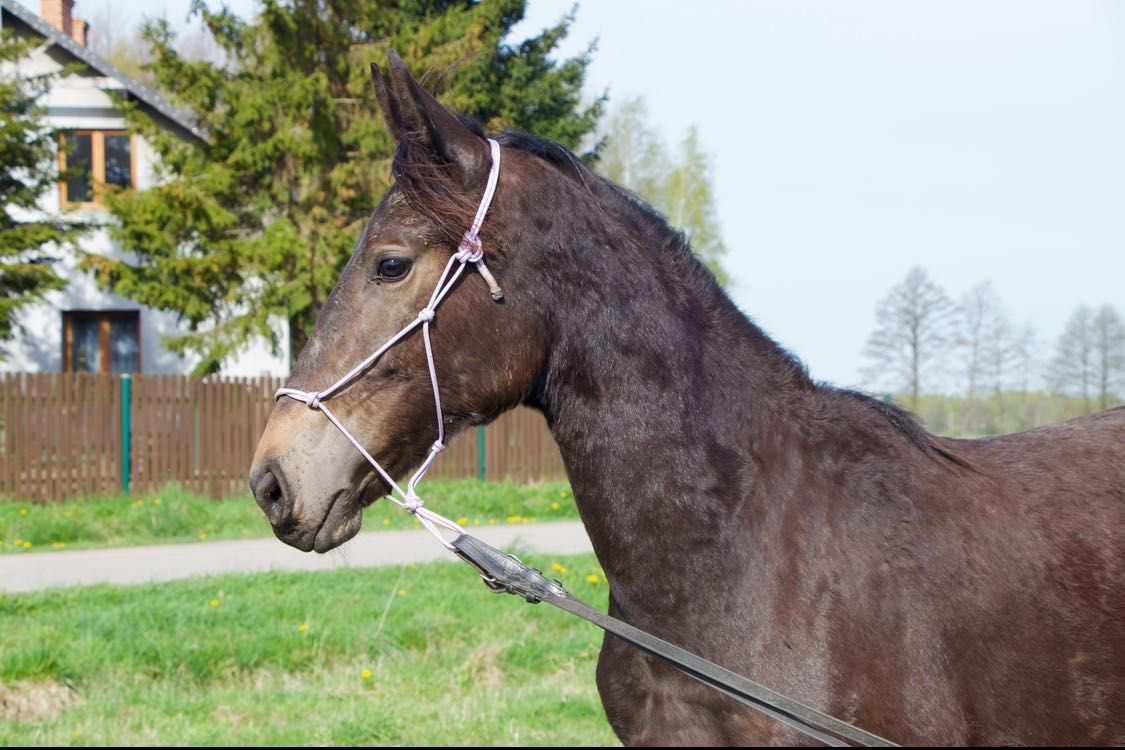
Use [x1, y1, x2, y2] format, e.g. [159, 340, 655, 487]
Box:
[391, 122, 961, 466]
[831, 388, 971, 466]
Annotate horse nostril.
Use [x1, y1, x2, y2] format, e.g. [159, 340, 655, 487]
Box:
[252, 467, 290, 525]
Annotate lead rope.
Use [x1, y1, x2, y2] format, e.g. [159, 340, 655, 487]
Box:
[275, 138, 504, 550]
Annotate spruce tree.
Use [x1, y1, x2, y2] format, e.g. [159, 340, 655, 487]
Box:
[0, 32, 84, 351]
[86, 0, 601, 373]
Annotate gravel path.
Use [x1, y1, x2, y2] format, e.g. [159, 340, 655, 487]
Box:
[0, 521, 593, 593]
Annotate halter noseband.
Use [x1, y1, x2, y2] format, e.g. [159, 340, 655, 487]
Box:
[275, 138, 503, 549]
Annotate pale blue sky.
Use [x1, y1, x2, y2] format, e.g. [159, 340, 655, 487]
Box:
[80, 0, 1125, 387]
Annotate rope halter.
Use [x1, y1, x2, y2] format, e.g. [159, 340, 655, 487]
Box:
[275, 138, 504, 550]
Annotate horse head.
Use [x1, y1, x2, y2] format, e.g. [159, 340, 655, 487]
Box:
[249, 53, 554, 552]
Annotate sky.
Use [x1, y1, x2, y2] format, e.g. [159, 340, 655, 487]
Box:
[74, 0, 1125, 388]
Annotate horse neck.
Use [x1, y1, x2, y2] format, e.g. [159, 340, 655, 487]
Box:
[528, 219, 813, 605]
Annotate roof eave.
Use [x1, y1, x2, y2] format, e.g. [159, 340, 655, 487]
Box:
[1, 0, 206, 144]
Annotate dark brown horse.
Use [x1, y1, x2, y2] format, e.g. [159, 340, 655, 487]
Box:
[250, 53, 1125, 746]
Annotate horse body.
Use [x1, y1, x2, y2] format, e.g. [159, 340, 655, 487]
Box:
[251, 54, 1125, 745]
[530, 208, 1125, 743]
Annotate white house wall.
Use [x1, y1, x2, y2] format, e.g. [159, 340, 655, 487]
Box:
[1, 30, 290, 377]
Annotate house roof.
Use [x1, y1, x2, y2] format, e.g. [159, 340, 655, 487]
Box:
[0, 0, 205, 143]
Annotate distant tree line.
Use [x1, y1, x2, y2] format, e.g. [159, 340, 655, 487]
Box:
[862, 266, 1124, 437]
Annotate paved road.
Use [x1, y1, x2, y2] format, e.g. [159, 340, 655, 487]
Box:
[0, 521, 593, 594]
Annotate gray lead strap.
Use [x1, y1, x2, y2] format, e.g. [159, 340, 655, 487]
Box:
[450, 533, 899, 749]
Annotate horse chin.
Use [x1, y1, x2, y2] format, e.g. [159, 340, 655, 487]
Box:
[312, 489, 365, 553]
[310, 470, 389, 553]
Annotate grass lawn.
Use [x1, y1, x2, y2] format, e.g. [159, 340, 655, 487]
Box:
[0, 480, 578, 554]
[0, 552, 618, 746]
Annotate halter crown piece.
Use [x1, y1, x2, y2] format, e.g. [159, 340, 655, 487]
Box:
[275, 138, 504, 549]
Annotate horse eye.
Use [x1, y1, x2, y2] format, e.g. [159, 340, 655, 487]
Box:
[375, 257, 411, 281]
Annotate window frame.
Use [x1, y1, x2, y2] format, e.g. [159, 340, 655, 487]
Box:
[61, 309, 143, 374]
[58, 131, 138, 209]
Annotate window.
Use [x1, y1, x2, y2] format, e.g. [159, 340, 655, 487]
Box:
[62, 311, 141, 374]
[59, 131, 135, 207]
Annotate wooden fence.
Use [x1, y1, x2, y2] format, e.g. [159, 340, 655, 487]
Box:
[0, 373, 565, 503]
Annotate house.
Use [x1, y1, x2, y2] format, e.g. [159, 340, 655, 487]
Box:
[0, 0, 289, 376]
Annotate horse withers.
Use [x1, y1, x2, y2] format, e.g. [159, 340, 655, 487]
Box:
[250, 53, 1125, 746]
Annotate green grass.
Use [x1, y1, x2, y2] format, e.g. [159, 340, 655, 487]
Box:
[0, 553, 618, 746]
[0, 480, 578, 555]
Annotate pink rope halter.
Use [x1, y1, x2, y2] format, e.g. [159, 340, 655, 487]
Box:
[275, 139, 503, 550]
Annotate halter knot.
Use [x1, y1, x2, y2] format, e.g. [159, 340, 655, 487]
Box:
[417, 308, 436, 323]
[306, 392, 322, 410]
[431, 441, 445, 453]
[404, 492, 424, 513]
[455, 232, 484, 264]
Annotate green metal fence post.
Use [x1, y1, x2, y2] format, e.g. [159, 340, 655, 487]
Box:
[477, 425, 487, 482]
[121, 374, 132, 495]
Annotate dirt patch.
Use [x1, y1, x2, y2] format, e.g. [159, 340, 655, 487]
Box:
[0, 679, 81, 722]
[456, 643, 507, 690]
[212, 704, 250, 727]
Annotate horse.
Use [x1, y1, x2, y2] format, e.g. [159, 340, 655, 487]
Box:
[250, 52, 1125, 746]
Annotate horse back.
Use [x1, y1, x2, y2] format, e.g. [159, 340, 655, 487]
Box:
[917, 406, 1125, 744]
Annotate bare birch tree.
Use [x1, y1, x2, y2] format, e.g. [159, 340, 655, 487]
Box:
[862, 267, 955, 410]
[955, 281, 1012, 400]
[1048, 305, 1097, 412]
[952, 282, 1014, 433]
[1092, 305, 1125, 409]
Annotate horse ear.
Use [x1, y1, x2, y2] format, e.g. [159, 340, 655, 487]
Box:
[378, 51, 489, 179]
[370, 62, 407, 139]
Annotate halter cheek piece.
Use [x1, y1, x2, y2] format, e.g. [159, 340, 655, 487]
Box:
[275, 138, 504, 549]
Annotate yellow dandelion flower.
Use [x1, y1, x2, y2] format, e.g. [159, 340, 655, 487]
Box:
[397, 589, 407, 597]
[551, 563, 563, 572]
[559, 566, 568, 574]
[383, 519, 391, 526]
[19, 508, 29, 516]
[586, 574, 601, 585]
[457, 517, 468, 526]
[551, 502, 561, 511]
[52, 542, 66, 549]
[23, 541, 31, 549]
[14, 538, 21, 545]
[298, 624, 309, 634]
[210, 599, 221, 607]
[198, 532, 208, 540]
[506, 515, 521, 524]
[362, 669, 373, 680]
[153, 498, 162, 506]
